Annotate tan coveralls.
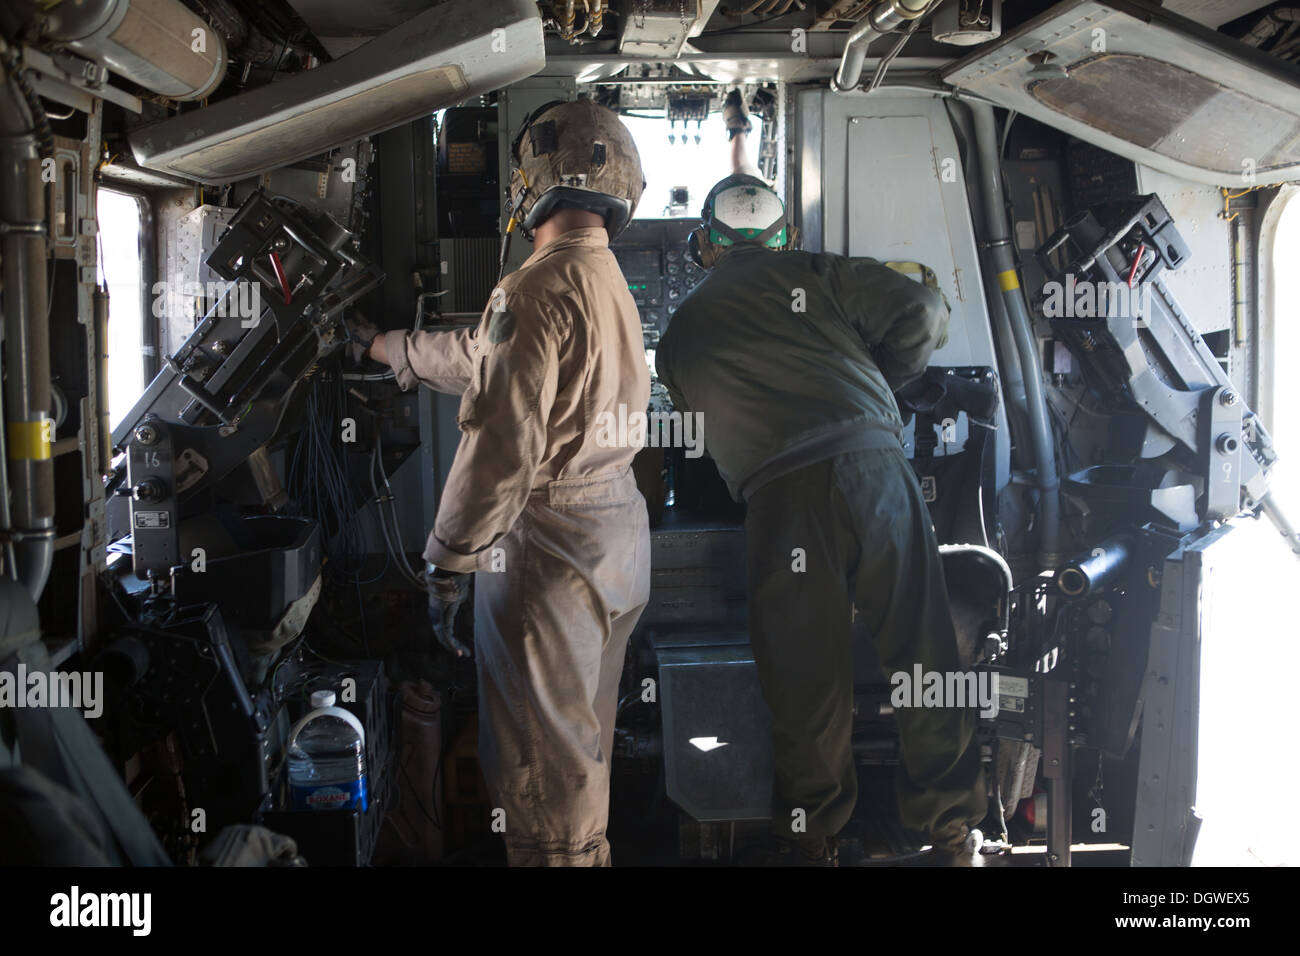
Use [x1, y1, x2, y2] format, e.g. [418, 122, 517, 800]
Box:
[382, 227, 651, 865]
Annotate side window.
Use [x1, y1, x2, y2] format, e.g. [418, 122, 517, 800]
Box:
[96, 189, 148, 429]
[1188, 185, 1300, 868]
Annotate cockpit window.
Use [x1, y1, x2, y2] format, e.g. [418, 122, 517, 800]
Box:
[622, 111, 767, 220]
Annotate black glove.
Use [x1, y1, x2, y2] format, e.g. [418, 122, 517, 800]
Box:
[425, 565, 471, 658]
[343, 313, 380, 365]
[723, 88, 752, 141]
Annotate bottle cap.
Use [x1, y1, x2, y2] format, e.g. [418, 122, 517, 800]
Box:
[311, 690, 336, 709]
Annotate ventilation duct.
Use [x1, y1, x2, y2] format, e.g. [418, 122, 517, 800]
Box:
[37, 0, 227, 101]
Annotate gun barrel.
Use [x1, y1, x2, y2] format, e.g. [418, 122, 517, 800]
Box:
[1057, 535, 1133, 596]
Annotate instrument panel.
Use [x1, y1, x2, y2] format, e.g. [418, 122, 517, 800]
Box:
[612, 219, 707, 352]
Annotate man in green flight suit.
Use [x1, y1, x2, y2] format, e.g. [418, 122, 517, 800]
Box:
[655, 93, 986, 865]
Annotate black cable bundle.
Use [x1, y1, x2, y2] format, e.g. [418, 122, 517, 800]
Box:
[285, 371, 387, 587]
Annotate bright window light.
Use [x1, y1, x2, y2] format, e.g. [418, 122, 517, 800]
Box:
[1192, 190, 1300, 867]
[96, 189, 147, 430]
[622, 111, 767, 219]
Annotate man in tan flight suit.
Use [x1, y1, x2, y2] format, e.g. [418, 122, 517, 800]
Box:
[361, 99, 650, 865]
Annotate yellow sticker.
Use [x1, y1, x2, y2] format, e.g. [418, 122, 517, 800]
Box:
[7, 419, 53, 460]
[997, 269, 1020, 292]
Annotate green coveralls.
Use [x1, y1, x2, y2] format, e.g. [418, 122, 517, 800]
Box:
[656, 244, 985, 852]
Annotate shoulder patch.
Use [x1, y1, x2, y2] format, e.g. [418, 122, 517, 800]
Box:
[487, 308, 516, 344]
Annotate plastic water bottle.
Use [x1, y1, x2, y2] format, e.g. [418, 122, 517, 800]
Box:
[286, 690, 368, 812]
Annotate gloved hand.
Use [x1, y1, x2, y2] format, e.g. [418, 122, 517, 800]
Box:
[343, 313, 380, 365]
[425, 565, 472, 658]
[723, 88, 752, 141]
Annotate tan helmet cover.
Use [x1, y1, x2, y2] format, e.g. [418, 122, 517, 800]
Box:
[509, 98, 646, 238]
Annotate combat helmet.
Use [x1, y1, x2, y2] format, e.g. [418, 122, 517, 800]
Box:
[508, 98, 645, 240]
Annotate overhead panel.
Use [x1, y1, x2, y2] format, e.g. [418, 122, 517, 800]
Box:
[618, 0, 702, 57]
[129, 0, 545, 184]
[943, 0, 1300, 187]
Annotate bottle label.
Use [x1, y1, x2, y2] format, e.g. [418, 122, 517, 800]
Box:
[290, 775, 368, 812]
